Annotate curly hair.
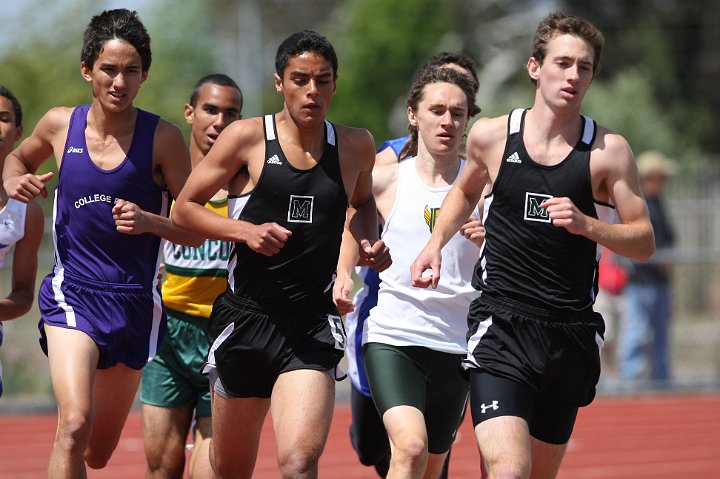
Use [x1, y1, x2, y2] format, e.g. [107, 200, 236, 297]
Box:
[81, 9, 151, 72]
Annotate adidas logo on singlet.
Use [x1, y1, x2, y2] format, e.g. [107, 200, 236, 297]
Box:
[267, 154, 282, 165]
[505, 152, 521, 163]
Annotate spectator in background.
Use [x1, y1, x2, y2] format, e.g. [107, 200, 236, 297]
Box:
[619, 150, 677, 383]
[595, 249, 628, 378]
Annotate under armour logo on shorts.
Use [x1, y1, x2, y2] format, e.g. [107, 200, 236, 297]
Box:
[480, 400, 499, 413]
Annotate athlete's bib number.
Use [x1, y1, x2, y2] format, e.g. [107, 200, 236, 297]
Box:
[327, 314, 346, 351]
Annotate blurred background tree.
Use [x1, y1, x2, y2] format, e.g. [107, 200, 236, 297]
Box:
[328, 0, 452, 141]
[2, 0, 719, 159]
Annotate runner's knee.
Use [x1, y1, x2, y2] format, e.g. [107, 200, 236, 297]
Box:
[390, 434, 428, 467]
[85, 447, 114, 470]
[55, 410, 92, 453]
[145, 446, 186, 478]
[277, 448, 321, 478]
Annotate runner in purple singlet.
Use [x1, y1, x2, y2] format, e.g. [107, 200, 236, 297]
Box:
[2, 9, 198, 478]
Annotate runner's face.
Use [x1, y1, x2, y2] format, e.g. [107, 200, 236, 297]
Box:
[275, 52, 336, 126]
[529, 33, 594, 109]
[186, 83, 242, 155]
[81, 39, 147, 112]
[410, 82, 468, 157]
[0, 96, 22, 161]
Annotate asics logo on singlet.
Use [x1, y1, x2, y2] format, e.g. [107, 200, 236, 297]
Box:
[480, 401, 499, 413]
[66, 146, 84, 154]
[267, 154, 282, 165]
[524, 192, 552, 223]
[505, 151, 521, 163]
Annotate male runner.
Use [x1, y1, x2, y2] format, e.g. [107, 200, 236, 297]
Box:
[140, 74, 242, 479]
[3, 9, 196, 478]
[0, 85, 44, 397]
[172, 30, 390, 478]
[411, 12, 654, 479]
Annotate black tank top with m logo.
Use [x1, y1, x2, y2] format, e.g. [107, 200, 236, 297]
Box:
[227, 114, 348, 308]
[473, 109, 601, 312]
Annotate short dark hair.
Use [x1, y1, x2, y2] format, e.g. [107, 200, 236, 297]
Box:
[189, 74, 243, 108]
[531, 11, 605, 84]
[275, 30, 338, 80]
[81, 9, 152, 72]
[421, 52, 479, 93]
[0, 85, 22, 128]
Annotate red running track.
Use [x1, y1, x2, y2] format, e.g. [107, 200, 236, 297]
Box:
[1, 393, 719, 478]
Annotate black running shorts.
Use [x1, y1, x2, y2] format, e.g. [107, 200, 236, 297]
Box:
[205, 291, 345, 398]
[464, 293, 605, 444]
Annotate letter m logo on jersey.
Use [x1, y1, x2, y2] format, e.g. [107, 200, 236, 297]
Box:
[424, 205, 440, 233]
[524, 192, 552, 223]
[288, 195, 314, 223]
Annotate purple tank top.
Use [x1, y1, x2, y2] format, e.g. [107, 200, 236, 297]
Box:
[53, 104, 167, 286]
